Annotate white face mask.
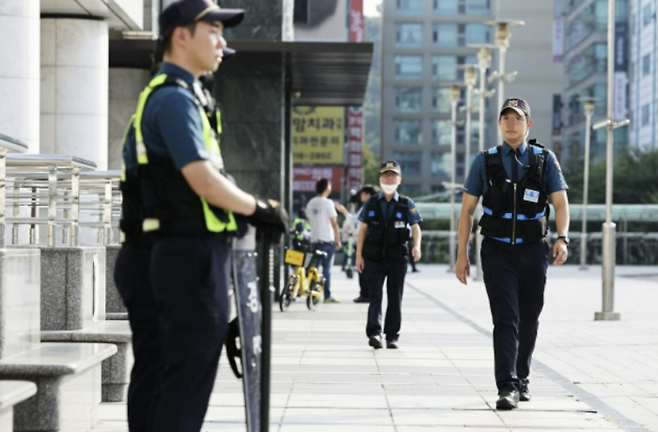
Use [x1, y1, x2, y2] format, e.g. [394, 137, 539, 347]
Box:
[380, 183, 398, 195]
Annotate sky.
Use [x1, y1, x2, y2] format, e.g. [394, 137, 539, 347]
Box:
[364, 0, 382, 17]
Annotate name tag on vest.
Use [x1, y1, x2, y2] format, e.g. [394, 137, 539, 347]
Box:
[523, 189, 540, 203]
[394, 221, 406, 229]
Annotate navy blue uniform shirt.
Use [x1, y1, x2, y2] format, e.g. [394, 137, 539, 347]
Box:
[358, 192, 423, 225]
[463, 141, 568, 198]
[139, 62, 211, 170]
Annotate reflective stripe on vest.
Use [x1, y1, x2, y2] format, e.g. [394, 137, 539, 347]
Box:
[134, 74, 237, 234]
[482, 206, 546, 221]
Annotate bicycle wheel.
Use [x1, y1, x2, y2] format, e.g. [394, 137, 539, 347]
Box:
[279, 275, 297, 312]
[306, 280, 323, 310]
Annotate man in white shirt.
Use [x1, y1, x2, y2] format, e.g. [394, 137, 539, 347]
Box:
[306, 178, 342, 303]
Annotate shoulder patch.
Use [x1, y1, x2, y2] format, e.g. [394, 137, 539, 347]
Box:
[409, 206, 418, 214]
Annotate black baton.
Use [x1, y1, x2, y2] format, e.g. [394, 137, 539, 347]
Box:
[259, 235, 273, 432]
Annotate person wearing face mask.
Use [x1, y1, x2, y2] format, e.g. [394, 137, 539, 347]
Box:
[355, 161, 422, 349]
[455, 98, 570, 411]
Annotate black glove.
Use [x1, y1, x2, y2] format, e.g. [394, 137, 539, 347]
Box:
[247, 198, 289, 244]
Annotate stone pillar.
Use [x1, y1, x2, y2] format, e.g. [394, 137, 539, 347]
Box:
[0, 1, 40, 152]
[41, 18, 109, 169]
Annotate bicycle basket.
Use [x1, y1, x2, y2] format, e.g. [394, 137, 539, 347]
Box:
[284, 248, 306, 267]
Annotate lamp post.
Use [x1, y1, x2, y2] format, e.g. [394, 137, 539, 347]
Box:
[484, 20, 525, 143]
[468, 44, 496, 282]
[462, 65, 477, 179]
[448, 84, 462, 272]
[592, 0, 629, 321]
[579, 97, 596, 270]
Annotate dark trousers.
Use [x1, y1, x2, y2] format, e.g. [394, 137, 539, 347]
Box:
[358, 270, 369, 299]
[363, 258, 407, 342]
[481, 237, 548, 391]
[114, 244, 159, 432]
[310, 241, 336, 299]
[150, 237, 231, 432]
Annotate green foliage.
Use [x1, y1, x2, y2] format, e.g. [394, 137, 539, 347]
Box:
[362, 144, 380, 186]
[564, 148, 658, 204]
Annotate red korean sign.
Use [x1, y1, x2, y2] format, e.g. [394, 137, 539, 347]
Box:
[293, 166, 344, 193]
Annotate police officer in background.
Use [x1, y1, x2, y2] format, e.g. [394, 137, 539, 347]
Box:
[455, 98, 570, 410]
[120, 1, 287, 430]
[356, 162, 422, 349]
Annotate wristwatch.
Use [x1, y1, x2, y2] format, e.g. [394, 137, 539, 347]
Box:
[556, 235, 570, 246]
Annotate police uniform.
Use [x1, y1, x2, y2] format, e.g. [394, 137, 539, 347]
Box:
[359, 191, 422, 345]
[463, 138, 568, 398]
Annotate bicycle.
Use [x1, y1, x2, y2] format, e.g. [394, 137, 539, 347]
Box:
[280, 245, 327, 312]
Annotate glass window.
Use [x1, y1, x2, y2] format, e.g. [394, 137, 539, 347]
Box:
[395, 120, 423, 145]
[433, 0, 458, 14]
[466, 24, 491, 44]
[430, 152, 452, 177]
[393, 152, 422, 177]
[432, 56, 458, 80]
[395, 55, 423, 79]
[396, 23, 423, 47]
[432, 120, 452, 146]
[396, 0, 423, 15]
[395, 87, 423, 113]
[642, 104, 650, 126]
[643, 54, 651, 76]
[433, 23, 458, 47]
[643, 3, 652, 26]
[432, 87, 451, 113]
[566, 43, 607, 86]
[467, 0, 491, 15]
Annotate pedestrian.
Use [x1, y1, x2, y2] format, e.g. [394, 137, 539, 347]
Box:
[306, 178, 342, 303]
[119, 1, 287, 431]
[356, 162, 422, 349]
[291, 209, 311, 251]
[353, 184, 378, 303]
[455, 98, 570, 410]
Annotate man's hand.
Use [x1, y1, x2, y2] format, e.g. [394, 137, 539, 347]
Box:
[334, 239, 342, 251]
[455, 255, 470, 285]
[412, 246, 421, 262]
[247, 198, 289, 244]
[356, 255, 365, 273]
[552, 241, 568, 265]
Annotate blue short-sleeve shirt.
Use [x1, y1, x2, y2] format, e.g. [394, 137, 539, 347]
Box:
[139, 62, 210, 171]
[358, 192, 423, 225]
[463, 141, 568, 198]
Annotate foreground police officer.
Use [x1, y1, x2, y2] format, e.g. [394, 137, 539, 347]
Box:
[356, 161, 422, 349]
[117, 1, 287, 431]
[456, 98, 570, 410]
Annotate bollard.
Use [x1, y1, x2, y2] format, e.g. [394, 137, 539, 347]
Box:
[595, 222, 620, 321]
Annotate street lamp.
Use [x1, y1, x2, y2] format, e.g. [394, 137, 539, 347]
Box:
[468, 43, 497, 282]
[592, 0, 629, 321]
[461, 65, 477, 179]
[579, 97, 597, 270]
[447, 84, 463, 272]
[484, 20, 525, 143]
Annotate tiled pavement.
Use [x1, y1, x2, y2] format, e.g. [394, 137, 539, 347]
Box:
[93, 263, 658, 431]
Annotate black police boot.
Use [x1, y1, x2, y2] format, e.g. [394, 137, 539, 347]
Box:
[368, 335, 383, 349]
[496, 386, 520, 410]
[519, 379, 531, 402]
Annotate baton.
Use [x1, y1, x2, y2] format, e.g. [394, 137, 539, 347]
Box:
[259, 234, 273, 432]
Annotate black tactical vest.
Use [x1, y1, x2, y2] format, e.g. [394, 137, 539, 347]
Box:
[362, 196, 411, 261]
[478, 143, 550, 244]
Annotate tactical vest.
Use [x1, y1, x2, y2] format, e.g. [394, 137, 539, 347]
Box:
[478, 143, 550, 244]
[362, 196, 411, 262]
[131, 73, 237, 238]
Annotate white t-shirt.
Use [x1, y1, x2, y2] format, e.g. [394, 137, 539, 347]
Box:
[306, 196, 338, 243]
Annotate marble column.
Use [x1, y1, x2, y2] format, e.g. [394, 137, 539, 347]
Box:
[41, 18, 109, 169]
[0, 0, 40, 152]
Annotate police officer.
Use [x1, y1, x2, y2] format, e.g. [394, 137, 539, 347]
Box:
[119, 1, 287, 430]
[455, 98, 570, 410]
[356, 161, 422, 349]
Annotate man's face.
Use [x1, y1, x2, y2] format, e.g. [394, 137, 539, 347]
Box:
[498, 109, 532, 144]
[187, 20, 227, 73]
[380, 171, 401, 186]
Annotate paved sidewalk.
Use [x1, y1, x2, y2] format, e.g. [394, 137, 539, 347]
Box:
[93, 263, 658, 431]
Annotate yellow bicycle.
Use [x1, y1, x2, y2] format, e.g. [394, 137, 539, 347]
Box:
[280, 247, 327, 312]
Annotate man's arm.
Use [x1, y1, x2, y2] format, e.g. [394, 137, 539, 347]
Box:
[355, 222, 368, 272]
[550, 190, 570, 265]
[410, 223, 422, 262]
[455, 193, 480, 284]
[330, 216, 342, 250]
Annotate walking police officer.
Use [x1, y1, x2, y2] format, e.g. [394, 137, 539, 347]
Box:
[455, 98, 570, 410]
[356, 161, 422, 349]
[116, 1, 287, 431]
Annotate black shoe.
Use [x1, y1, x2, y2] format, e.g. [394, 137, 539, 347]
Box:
[496, 387, 519, 410]
[519, 380, 531, 402]
[386, 340, 399, 349]
[368, 335, 383, 349]
[353, 296, 370, 303]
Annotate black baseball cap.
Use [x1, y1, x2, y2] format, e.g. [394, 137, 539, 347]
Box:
[380, 161, 402, 175]
[159, 0, 245, 38]
[499, 98, 531, 119]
